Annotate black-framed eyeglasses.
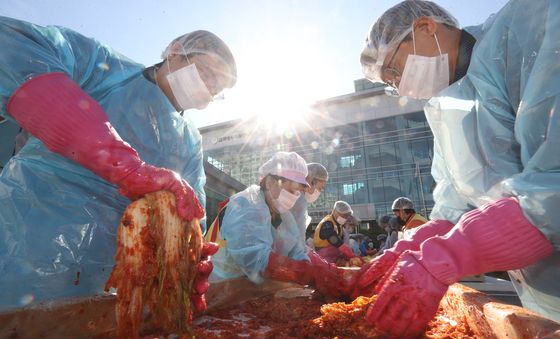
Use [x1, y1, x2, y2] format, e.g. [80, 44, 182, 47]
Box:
[381, 40, 405, 89]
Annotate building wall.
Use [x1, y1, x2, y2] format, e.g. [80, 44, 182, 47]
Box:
[200, 81, 434, 228]
[204, 160, 246, 226]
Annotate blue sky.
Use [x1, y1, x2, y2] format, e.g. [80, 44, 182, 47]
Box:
[1, 0, 509, 127]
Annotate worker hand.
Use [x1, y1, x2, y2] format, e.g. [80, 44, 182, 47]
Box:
[366, 197, 554, 338]
[190, 242, 219, 315]
[351, 250, 399, 299]
[118, 164, 204, 222]
[308, 250, 353, 298]
[365, 252, 447, 338]
[350, 219, 454, 299]
[338, 244, 356, 260]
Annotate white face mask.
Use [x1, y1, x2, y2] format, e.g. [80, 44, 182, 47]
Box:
[273, 189, 301, 213]
[398, 31, 449, 100]
[336, 216, 347, 225]
[304, 189, 321, 203]
[166, 63, 212, 110]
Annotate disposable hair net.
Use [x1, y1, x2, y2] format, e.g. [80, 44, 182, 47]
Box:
[307, 162, 329, 182]
[0, 16, 207, 309]
[258, 152, 309, 186]
[162, 30, 237, 88]
[392, 197, 414, 210]
[360, 0, 459, 83]
[334, 200, 353, 214]
[420, 0, 560, 321]
[210, 185, 308, 284]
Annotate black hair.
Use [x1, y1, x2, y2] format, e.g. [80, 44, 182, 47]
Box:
[260, 175, 286, 192]
[259, 174, 284, 227]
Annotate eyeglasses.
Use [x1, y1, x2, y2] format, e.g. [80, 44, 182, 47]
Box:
[381, 41, 405, 89]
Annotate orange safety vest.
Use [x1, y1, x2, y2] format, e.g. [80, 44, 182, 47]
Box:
[204, 198, 229, 248]
[404, 212, 428, 230]
[313, 214, 341, 249]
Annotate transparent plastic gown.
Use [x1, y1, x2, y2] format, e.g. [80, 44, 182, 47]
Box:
[0, 16, 206, 310]
[210, 185, 309, 283]
[426, 0, 560, 321]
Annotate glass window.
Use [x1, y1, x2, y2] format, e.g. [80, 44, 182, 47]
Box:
[382, 177, 401, 205]
[379, 143, 398, 167]
[323, 181, 339, 208]
[398, 174, 417, 201]
[403, 111, 428, 128]
[354, 181, 368, 204]
[365, 145, 381, 170]
[341, 183, 354, 204]
[410, 140, 430, 161]
[339, 154, 364, 168]
[342, 182, 364, 196]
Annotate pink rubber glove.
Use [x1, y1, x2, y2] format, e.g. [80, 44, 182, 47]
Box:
[308, 250, 355, 298]
[7, 72, 203, 221]
[367, 252, 447, 338]
[264, 250, 350, 297]
[366, 197, 554, 338]
[352, 219, 453, 298]
[338, 244, 356, 260]
[190, 242, 219, 314]
[264, 251, 314, 285]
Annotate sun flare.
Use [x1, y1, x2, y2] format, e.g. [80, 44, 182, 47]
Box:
[219, 35, 334, 135]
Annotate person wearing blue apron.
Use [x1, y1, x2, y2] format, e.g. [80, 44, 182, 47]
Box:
[0, 16, 236, 311]
[355, 1, 560, 337]
[209, 152, 351, 297]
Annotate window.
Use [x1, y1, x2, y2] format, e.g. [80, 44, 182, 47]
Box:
[342, 182, 364, 196]
[340, 154, 362, 168]
[208, 156, 224, 171]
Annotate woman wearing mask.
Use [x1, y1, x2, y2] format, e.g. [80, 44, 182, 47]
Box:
[291, 162, 329, 241]
[0, 16, 236, 311]
[209, 152, 347, 296]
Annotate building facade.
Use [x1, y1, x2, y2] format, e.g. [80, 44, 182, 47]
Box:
[204, 160, 246, 225]
[200, 80, 435, 229]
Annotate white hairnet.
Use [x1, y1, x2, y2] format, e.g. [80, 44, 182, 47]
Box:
[162, 30, 237, 88]
[258, 152, 309, 186]
[307, 163, 329, 181]
[334, 200, 353, 214]
[361, 0, 459, 83]
[392, 197, 414, 210]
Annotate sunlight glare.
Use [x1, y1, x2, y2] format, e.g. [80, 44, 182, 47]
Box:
[221, 32, 333, 135]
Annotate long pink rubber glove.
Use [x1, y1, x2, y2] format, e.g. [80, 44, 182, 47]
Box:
[352, 219, 454, 298]
[264, 250, 350, 297]
[366, 197, 554, 338]
[7, 72, 203, 221]
[308, 250, 356, 297]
